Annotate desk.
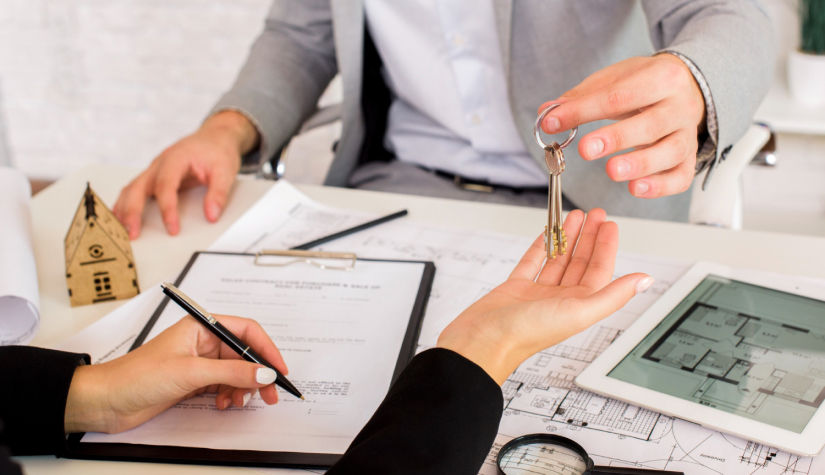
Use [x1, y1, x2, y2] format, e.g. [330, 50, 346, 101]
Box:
[18, 164, 825, 474]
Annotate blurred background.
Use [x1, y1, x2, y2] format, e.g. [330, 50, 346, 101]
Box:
[0, 0, 823, 235]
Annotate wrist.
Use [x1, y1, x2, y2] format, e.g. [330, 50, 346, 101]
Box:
[200, 110, 260, 157]
[64, 364, 112, 434]
[436, 328, 522, 386]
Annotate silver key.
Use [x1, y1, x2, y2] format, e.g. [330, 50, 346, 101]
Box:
[534, 104, 577, 260]
[544, 144, 566, 259]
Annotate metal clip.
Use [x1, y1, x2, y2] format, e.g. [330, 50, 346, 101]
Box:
[254, 250, 357, 271]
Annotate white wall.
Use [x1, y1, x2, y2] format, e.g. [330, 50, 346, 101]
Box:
[0, 0, 270, 179]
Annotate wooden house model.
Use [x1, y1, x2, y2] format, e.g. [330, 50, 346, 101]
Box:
[65, 184, 139, 306]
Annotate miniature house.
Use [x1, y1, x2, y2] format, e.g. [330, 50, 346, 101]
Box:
[65, 184, 139, 306]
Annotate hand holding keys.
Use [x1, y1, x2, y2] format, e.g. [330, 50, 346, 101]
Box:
[535, 105, 578, 260]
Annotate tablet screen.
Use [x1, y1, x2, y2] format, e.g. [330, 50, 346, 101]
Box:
[608, 275, 825, 433]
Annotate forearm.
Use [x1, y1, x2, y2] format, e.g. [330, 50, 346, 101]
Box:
[328, 349, 503, 475]
[0, 347, 88, 456]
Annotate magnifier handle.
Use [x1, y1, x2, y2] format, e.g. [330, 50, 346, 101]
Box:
[592, 467, 684, 475]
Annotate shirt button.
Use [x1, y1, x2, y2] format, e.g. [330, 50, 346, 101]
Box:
[452, 34, 465, 47]
[471, 113, 482, 124]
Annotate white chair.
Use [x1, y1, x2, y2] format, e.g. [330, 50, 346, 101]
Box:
[689, 124, 773, 229]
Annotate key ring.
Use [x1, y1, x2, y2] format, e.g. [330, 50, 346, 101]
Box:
[534, 104, 578, 150]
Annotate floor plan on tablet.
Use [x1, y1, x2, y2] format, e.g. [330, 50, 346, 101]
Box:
[609, 275, 825, 434]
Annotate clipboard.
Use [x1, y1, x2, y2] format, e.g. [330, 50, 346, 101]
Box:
[66, 250, 436, 469]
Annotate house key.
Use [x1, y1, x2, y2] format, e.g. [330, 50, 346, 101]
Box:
[534, 104, 577, 259]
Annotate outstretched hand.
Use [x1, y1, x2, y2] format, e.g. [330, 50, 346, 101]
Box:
[437, 209, 653, 384]
[64, 314, 287, 434]
[539, 54, 706, 199]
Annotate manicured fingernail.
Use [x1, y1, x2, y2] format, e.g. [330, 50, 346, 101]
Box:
[635, 277, 655, 294]
[242, 392, 252, 407]
[544, 116, 560, 133]
[207, 203, 221, 222]
[634, 181, 649, 196]
[615, 158, 630, 179]
[586, 138, 604, 158]
[256, 367, 277, 385]
[223, 398, 231, 409]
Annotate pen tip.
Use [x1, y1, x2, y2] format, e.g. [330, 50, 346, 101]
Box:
[300, 396, 306, 400]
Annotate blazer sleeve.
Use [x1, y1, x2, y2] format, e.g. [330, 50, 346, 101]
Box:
[0, 346, 89, 456]
[327, 348, 504, 475]
[641, 0, 775, 168]
[211, 0, 338, 166]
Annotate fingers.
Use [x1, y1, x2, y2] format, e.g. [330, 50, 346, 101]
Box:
[153, 158, 192, 236]
[215, 314, 289, 375]
[605, 129, 696, 183]
[560, 209, 607, 287]
[578, 221, 620, 291]
[628, 149, 697, 199]
[508, 233, 548, 281]
[536, 209, 586, 286]
[577, 273, 654, 325]
[187, 358, 278, 395]
[113, 169, 155, 240]
[204, 166, 235, 222]
[577, 102, 686, 162]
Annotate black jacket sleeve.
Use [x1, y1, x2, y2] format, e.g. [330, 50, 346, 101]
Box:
[0, 346, 89, 459]
[328, 348, 504, 475]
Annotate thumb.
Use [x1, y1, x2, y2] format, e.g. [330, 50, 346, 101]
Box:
[187, 358, 278, 391]
[582, 273, 654, 318]
[204, 167, 235, 222]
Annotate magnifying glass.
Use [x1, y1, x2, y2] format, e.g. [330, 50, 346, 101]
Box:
[496, 434, 684, 475]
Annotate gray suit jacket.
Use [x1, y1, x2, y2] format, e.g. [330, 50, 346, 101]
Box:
[213, 0, 774, 221]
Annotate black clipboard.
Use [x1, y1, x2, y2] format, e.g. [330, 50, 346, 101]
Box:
[65, 250, 436, 469]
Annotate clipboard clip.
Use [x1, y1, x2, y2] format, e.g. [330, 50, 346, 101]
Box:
[254, 250, 357, 271]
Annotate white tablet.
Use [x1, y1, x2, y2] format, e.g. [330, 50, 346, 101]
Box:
[576, 261, 825, 456]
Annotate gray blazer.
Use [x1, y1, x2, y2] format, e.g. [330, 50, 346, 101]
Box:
[213, 0, 774, 221]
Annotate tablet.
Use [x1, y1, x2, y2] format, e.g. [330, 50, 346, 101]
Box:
[576, 261, 825, 456]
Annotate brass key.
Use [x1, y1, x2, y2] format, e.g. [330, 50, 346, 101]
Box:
[534, 104, 577, 260]
[544, 143, 566, 259]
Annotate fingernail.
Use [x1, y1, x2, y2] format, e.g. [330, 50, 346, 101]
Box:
[544, 116, 560, 133]
[587, 138, 604, 158]
[223, 398, 231, 409]
[256, 367, 278, 385]
[165, 220, 178, 235]
[242, 392, 252, 407]
[615, 158, 630, 179]
[635, 277, 655, 294]
[207, 202, 221, 222]
[634, 181, 649, 196]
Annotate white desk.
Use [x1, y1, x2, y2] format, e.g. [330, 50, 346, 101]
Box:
[18, 164, 825, 474]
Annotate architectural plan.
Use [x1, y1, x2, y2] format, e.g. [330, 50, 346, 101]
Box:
[59, 181, 825, 474]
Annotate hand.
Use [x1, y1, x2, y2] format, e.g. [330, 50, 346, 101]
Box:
[64, 314, 287, 434]
[437, 209, 653, 384]
[539, 54, 706, 199]
[113, 111, 260, 239]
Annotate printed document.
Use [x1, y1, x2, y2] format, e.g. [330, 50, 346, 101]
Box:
[83, 252, 427, 454]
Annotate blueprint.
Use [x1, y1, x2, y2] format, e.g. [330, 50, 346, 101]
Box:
[59, 181, 825, 474]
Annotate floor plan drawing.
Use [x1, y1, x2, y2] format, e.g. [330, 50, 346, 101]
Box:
[642, 301, 825, 422]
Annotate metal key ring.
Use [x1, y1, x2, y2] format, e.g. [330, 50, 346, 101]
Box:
[534, 104, 578, 150]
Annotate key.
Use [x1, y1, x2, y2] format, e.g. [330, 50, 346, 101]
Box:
[544, 143, 566, 259]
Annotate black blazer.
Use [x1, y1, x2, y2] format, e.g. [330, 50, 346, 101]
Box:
[0, 347, 502, 475]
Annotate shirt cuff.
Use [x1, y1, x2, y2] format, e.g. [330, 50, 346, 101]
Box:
[659, 50, 720, 177]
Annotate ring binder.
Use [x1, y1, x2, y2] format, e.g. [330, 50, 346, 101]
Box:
[254, 249, 357, 271]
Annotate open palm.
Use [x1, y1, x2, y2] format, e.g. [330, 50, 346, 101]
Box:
[437, 209, 651, 384]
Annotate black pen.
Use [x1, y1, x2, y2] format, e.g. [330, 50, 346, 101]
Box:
[160, 282, 304, 400]
[290, 209, 408, 250]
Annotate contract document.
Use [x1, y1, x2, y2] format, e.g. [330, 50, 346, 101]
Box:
[80, 251, 432, 459]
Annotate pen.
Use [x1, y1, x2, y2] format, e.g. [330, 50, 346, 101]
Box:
[160, 282, 305, 400]
[290, 209, 408, 250]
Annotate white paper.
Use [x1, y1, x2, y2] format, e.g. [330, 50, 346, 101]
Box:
[0, 167, 40, 345]
[61, 180, 825, 473]
[82, 252, 426, 454]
